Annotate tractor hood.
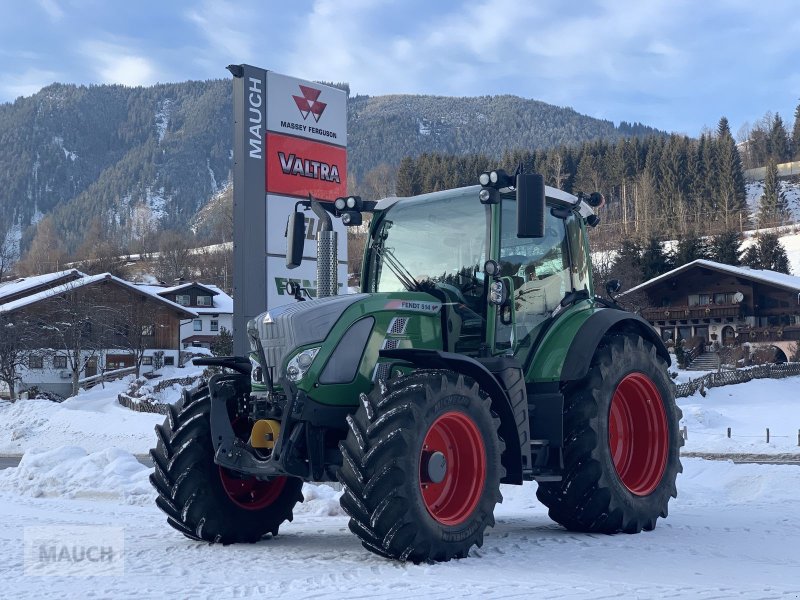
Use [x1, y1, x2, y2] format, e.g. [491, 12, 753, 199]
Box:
[250, 294, 369, 379]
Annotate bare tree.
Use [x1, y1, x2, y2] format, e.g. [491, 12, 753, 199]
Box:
[16, 216, 68, 276]
[194, 245, 233, 294]
[72, 218, 129, 278]
[155, 231, 194, 283]
[0, 313, 39, 400]
[0, 233, 18, 281]
[108, 290, 164, 377]
[34, 282, 114, 396]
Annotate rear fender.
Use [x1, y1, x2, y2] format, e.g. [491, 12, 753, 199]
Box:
[560, 309, 671, 382]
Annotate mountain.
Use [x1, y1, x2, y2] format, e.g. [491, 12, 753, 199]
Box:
[347, 94, 662, 180]
[0, 80, 666, 254]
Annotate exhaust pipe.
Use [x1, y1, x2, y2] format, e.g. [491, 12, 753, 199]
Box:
[310, 200, 337, 298]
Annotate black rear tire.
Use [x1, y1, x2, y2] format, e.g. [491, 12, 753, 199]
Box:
[536, 334, 682, 533]
[149, 386, 303, 543]
[337, 371, 504, 562]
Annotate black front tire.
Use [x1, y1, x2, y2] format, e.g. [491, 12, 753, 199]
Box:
[337, 371, 504, 562]
[149, 386, 304, 543]
[536, 334, 683, 533]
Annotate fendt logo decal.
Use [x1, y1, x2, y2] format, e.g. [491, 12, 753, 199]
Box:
[278, 152, 341, 183]
[292, 85, 327, 122]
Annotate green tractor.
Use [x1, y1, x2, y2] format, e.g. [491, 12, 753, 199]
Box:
[150, 170, 682, 562]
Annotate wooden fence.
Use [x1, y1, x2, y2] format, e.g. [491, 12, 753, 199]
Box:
[675, 362, 800, 398]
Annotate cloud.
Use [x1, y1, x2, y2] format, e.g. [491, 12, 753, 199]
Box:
[0, 67, 60, 99]
[185, 0, 257, 66]
[37, 0, 64, 21]
[80, 40, 158, 87]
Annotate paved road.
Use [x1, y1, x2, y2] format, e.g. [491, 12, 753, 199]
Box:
[0, 454, 153, 470]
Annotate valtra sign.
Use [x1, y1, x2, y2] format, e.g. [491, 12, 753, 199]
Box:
[230, 65, 348, 355]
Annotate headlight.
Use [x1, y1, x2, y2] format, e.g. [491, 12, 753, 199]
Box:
[286, 347, 320, 382]
[262, 312, 274, 325]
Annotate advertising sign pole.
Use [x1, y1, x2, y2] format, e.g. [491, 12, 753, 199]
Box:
[229, 65, 347, 356]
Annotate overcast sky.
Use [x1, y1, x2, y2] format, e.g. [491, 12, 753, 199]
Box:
[1, 0, 798, 137]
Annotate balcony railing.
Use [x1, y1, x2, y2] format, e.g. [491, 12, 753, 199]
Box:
[735, 326, 800, 343]
[641, 303, 742, 321]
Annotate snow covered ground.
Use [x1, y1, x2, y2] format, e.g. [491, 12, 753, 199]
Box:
[0, 453, 798, 598]
[0, 366, 202, 455]
[3, 363, 798, 457]
[0, 371, 798, 597]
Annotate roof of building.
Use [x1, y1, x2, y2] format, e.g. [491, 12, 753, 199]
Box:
[625, 259, 800, 295]
[157, 281, 220, 296]
[0, 273, 198, 318]
[137, 282, 233, 315]
[0, 269, 84, 301]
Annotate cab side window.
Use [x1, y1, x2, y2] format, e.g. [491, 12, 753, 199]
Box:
[499, 202, 571, 343]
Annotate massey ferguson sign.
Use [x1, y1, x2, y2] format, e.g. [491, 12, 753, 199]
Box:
[230, 65, 348, 354]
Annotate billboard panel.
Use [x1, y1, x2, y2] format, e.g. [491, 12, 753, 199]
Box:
[231, 65, 348, 354]
[265, 194, 347, 258]
[265, 72, 347, 147]
[265, 256, 348, 309]
[265, 132, 347, 199]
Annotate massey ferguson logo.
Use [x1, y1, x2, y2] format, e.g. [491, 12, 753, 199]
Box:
[292, 85, 327, 122]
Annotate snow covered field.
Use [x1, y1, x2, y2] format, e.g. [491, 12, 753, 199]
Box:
[0, 373, 799, 597]
[0, 455, 798, 598]
[0, 366, 201, 455]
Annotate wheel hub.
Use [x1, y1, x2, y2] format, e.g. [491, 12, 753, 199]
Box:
[608, 372, 669, 496]
[419, 410, 486, 526]
[424, 451, 447, 484]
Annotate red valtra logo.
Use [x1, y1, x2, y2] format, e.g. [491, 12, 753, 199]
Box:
[292, 85, 327, 122]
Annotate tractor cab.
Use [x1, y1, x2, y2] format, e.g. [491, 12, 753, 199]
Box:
[362, 172, 597, 367]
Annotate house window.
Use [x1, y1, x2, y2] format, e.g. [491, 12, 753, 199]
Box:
[175, 294, 191, 306]
[164, 356, 175, 366]
[688, 294, 711, 306]
[197, 295, 212, 307]
[193, 319, 202, 331]
[141, 324, 154, 336]
[53, 356, 67, 369]
[142, 356, 153, 366]
[29, 356, 44, 369]
[210, 320, 219, 332]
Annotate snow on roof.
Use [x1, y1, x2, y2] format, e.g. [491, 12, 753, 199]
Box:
[134, 282, 233, 315]
[157, 281, 219, 296]
[0, 273, 197, 317]
[0, 269, 84, 301]
[625, 259, 800, 295]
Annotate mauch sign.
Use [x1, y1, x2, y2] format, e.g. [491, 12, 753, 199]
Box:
[229, 65, 348, 354]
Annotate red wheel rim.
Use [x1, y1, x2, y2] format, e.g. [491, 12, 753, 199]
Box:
[419, 411, 486, 526]
[219, 468, 287, 510]
[218, 417, 287, 510]
[608, 372, 668, 496]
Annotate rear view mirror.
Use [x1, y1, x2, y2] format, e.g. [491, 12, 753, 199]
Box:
[286, 211, 306, 269]
[516, 173, 545, 238]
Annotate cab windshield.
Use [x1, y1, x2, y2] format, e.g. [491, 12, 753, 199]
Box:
[368, 188, 489, 319]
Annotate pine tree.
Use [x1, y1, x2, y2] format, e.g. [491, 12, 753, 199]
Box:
[640, 236, 673, 280]
[757, 159, 789, 228]
[708, 229, 742, 265]
[741, 232, 790, 273]
[395, 157, 420, 197]
[792, 101, 800, 160]
[610, 239, 643, 288]
[714, 117, 748, 231]
[673, 234, 710, 267]
[768, 114, 791, 162]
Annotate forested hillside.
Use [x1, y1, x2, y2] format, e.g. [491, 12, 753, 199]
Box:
[0, 79, 665, 258]
[347, 94, 662, 180]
